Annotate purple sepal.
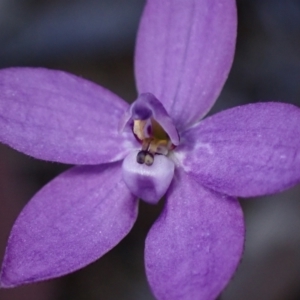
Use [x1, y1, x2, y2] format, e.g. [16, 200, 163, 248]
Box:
[0, 162, 138, 287]
[122, 151, 175, 204]
[178, 102, 300, 197]
[145, 168, 244, 300]
[120, 93, 179, 146]
[135, 0, 237, 131]
[0, 67, 136, 164]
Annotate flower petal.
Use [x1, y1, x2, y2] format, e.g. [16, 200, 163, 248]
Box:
[122, 151, 175, 204]
[145, 169, 244, 300]
[120, 93, 179, 146]
[0, 67, 136, 164]
[0, 162, 138, 287]
[178, 102, 300, 197]
[135, 0, 237, 131]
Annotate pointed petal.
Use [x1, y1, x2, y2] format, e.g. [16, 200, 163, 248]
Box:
[120, 93, 179, 146]
[145, 169, 244, 300]
[0, 162, 138, 287]
[135, 0, 237, 131]
[178, 102, 300, 197]
[0, 67, 135, 164]
[122, 151, 175, 204]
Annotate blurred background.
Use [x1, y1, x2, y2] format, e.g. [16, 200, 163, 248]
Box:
[0, 0, 300, 299]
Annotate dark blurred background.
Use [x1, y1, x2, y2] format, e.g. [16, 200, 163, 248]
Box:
[0, 0, 300, 299]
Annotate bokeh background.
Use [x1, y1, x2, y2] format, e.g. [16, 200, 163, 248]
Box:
[0, 0, 300, 299]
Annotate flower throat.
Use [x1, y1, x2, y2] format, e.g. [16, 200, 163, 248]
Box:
[133, 118, 173, 166]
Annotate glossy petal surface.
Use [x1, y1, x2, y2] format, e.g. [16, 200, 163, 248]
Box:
[145, 169, 244, 300]
[178, 102, 300, 197]
[0, 162, 138, 287]
[122, 151, 175, 204]
[0, 68, 135, 164]
[120, 93, 179, 146]
[135, 0, 237, 131]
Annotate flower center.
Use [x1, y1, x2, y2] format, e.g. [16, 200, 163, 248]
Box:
[133, 118, 173, 166]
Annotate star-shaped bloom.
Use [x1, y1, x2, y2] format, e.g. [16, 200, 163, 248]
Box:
[1, 0, 300, 299]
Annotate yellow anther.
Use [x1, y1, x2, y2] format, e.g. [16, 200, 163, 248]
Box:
[133, 119, 150, 141]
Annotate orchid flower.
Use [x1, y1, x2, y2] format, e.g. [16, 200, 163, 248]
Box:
[0, 0, 300, 299]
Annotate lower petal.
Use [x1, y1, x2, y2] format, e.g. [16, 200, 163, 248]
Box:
[145, 169, 244, 300]
[0, 162, 138, 287]
[122, 151, 175, 204]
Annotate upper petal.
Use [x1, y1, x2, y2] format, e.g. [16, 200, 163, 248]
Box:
[145, 168, 244, 300]
[0, 67, 136, 164]
[135, 0, 237, 131]
[177, 102, 300, 197]
[0, 162, 138, 287]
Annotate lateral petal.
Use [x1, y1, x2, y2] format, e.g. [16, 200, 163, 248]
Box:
[135, 0, 237, 131]
[0, 162, 138, 287]
[178, 102, 300, 197]
[145, 169, 244, 300]
[0, 68, 135, 164]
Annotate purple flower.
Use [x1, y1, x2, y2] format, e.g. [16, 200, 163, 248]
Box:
[0, 0, 300, 299]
